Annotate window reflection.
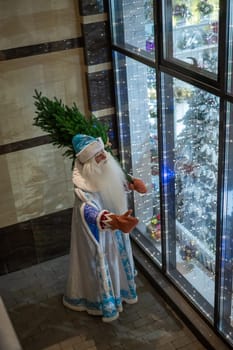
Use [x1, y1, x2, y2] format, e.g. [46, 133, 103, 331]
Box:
[165, 0, 219, 76]
[110, 0, 155, 60]
[110, 0, 233, 346]
[227, 1, 233, 94]
[219, 103, 233, 335]
[166, 76, 220, 314]
[114, 52, 161, 263]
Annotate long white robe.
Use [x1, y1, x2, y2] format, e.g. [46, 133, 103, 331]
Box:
[63, 169, 137, 322]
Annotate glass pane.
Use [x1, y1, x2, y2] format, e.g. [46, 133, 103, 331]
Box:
[219, 102, 233, 342]
[163, 0, 219, 77]
[109, 0, 155, 60]
[227, 1, 233, 94]
[162, 73, 219, 320]
[113, 51, 162, 264]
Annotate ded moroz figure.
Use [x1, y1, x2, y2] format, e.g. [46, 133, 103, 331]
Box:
[63, 134, 147, 322]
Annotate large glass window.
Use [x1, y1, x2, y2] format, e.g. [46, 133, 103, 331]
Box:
[110, 0, 155, 61]
[162, 74, 219, 320]
[227, 1, 233, 94]
[163, 0, 219, 78]
[109, 0, 233, 347]
[219, 102, 233, 337]
[114, 52, 161, 264]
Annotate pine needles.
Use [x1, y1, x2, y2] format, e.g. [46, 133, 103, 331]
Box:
[33, 90, 110, 161]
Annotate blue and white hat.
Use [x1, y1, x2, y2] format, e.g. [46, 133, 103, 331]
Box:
[72, 134, 104, 163]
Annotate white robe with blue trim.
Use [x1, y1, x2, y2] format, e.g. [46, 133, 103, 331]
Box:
[63, 170, 137, 322]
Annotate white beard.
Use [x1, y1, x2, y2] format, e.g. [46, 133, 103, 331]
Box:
[82, 152, 128, 214]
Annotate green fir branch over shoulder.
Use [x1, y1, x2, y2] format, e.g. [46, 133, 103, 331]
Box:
[33, 90, 133, 183]
[33, 90, 111, 161]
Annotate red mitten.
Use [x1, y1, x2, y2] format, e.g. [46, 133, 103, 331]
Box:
[99, 209, 138, 233]
[128, 178, 147, 194]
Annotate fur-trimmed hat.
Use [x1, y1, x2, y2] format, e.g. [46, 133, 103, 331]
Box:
[72, 134, 104, 163]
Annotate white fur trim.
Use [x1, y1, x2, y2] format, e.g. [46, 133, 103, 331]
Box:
[63, 297, 102, 315]
[76, 138, 104, 163]
[102, 312, 119, 322]
[97, 210, 112, 231]
[74, 188, 88, 202]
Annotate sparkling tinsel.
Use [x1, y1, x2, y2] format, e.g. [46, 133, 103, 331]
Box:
[175, 87, 219, 254]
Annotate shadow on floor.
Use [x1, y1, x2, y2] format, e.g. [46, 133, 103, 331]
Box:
[0, 255, 206, 350]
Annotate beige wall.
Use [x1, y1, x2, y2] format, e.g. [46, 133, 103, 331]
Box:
[0, 49, 87, 144]
[0, 0, 88, 228]
[0, 0, 81, 49]
[0, 145, 74, 227]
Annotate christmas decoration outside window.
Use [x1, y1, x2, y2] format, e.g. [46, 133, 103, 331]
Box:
[171, 0, 219, 75]
[109, 0, 233, 346]
[174, 85, 219, 270]
[197, 0, 214, 17]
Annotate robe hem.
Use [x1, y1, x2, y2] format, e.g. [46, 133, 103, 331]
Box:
[122, 296, 138, 304]
[63, 296, 102, 315]
[62, 295, 137, 322]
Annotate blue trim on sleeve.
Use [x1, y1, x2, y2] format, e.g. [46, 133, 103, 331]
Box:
[84, 203, 99, 242]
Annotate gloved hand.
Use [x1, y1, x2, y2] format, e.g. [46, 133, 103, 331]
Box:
[99, 209, 138, 233]
[128, 178, 147, 194]
[108, 210, 139, 233]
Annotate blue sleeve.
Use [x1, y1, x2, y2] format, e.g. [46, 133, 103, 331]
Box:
[84, 203, 99, 224]
[83, 203, 99, 242]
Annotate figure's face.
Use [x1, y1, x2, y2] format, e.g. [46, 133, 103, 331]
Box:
[94, 150, 107, 164]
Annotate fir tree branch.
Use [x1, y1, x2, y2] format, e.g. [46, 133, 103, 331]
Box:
[33, 90, 133, 183]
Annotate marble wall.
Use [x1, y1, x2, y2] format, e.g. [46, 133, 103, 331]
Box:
[0, 0, 117, 274]
[0, 0, 81, 50]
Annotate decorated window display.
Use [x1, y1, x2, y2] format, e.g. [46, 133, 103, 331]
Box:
[172, 81, 219, 300]
[109, 0, 233, 347]
[168, 0, 219, 76]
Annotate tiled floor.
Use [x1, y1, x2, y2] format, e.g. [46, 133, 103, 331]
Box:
[0, 255, 212, 350]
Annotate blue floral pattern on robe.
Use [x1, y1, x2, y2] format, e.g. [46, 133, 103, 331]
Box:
[64, 191, 137, 322]
[83, 203, 99, 242]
